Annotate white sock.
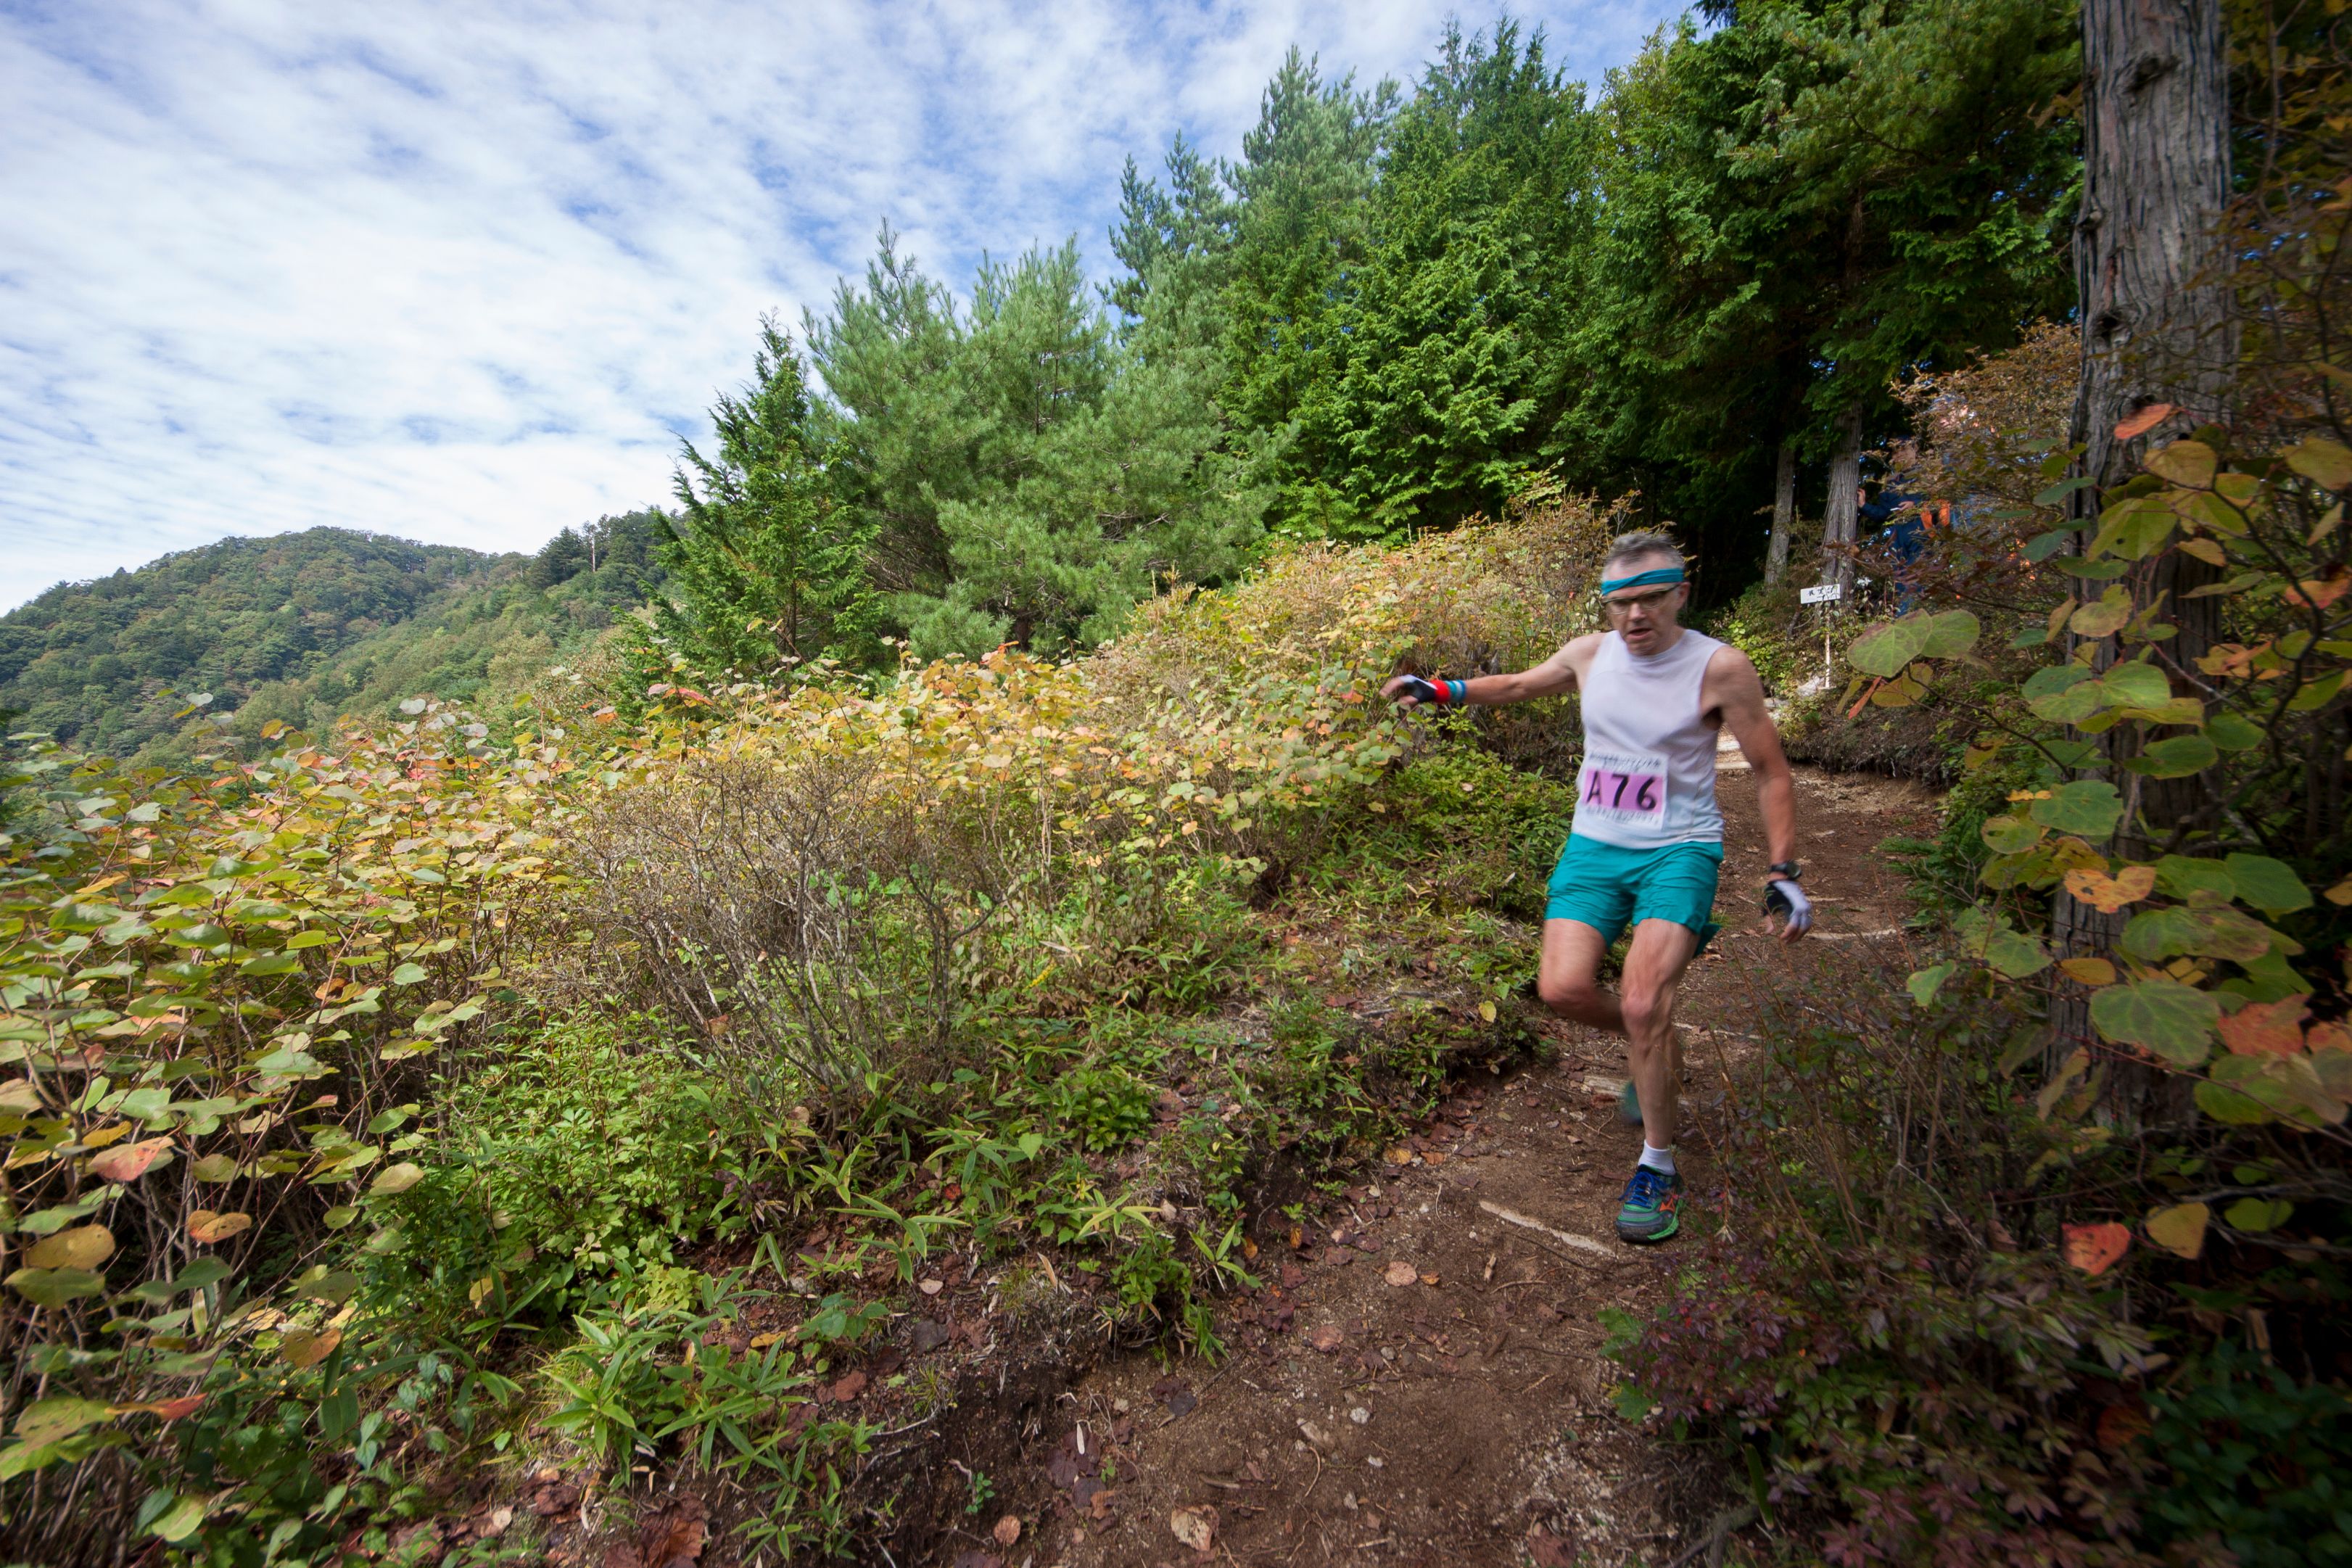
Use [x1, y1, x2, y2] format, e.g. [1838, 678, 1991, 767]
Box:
[1638, 1143, 1676, 1176]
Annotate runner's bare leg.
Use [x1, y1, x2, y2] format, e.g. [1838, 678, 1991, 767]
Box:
[1538, 917, 1699, 1147]
[1617, 919, 1699, 1149]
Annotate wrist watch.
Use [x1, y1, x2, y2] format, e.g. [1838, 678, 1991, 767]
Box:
[1767, 861, 1802, 881]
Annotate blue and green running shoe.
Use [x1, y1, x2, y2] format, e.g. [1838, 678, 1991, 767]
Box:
[1615, 1164, 1683, 1244]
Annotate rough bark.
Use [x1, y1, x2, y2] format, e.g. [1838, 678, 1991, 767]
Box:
[2050, 0, 2235, 1089]
[1823, 405, 1863, 592]
[1765, 440, 1797, 586]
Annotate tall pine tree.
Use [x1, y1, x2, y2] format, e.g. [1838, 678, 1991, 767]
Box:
[656, 317, 878, 676]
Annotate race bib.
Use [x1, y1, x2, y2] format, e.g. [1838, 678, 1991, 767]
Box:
[1576, 749, 1669, 833]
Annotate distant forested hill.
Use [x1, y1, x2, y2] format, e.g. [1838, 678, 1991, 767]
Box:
[0, 514, 667, 761]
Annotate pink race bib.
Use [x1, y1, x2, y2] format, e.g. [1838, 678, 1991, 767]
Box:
[1575, 750, 1669, 833]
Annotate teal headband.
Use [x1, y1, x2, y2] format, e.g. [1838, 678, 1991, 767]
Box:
[1598, 566, 1685, 595]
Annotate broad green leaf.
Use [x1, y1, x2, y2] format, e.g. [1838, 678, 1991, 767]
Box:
[147, 1494, 207, 1543]
[2023, 664, 2100, 723]
[2284, 435, 2352, 490]
[2225, 854, 2311, 915]
[2056, 555, 2132, 579]
[368, 1162, 425, 1195]
[2194, 1079, 2270, 1124]
[1919, 610, 1981, 658]
[117, 1086, 173, 1124]
[12, 1397, 112, 1448]
[389, 963, 429, 986]
[2204, 711, 2262, 751]
[2023, 529, 2071, 561]
[2029, 781, 2122, 838]
[1984, 930, 2049, 978]
[191, 1153, 238, 1182]
[2155, 856, 2237, 904]
[2098, 662, 2171, 711]
[2145, 440, 2216, 487]
[2145, 1202, 2209, 1259]
[292, 1268, 358, 1305]
[1848, 617, 1930, 678]
[1906, 963, 1955, 1007]
[2125, 735, 2217, 777]
[2069, 590, 2132, 637]
[6, 1266, 104, 1308]
[2224, 1196, 2294, 1233]
[25, 1225, 113, 1270]
[2288, 669, 2347, 712]
[169, 1258, 231, 1295]
[283, 930, 335, 950]
[2122, 906, 2274, 962]
[2088, 497, 2175, 560]
[2211, 1054, 2343, 1126]
[2118, 696, 2202, 726]
[238, 953, 302, 976]
[1980, 814, 2046, 854]
[2089, 979, 2218, 1066]
[0, 1438, 65, 1482]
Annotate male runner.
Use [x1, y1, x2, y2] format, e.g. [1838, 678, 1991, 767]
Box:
[1382, 531, 1811, 1244]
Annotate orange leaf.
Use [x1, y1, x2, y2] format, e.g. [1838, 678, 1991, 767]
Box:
[2284, 568, 2351, 609]
[2063, 1221, 2132, 1276]
[2062, 866, 2158, 914]
[89, 1136, 174, 1183]
[188, 1210, 254, 1245]
[2116, 403, 2179, 441]
[2218, 995, 2310, 1057]
[2060, 957, 2118, 986]
[279, 1326, 342, 1369]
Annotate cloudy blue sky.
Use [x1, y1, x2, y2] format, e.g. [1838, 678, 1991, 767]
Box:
[0, 0, 1684, 611]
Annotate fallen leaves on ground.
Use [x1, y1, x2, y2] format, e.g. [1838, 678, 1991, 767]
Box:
[1383, 1260, 1419, 1287]
[1527, 1524, 1577, 1567]
[1170, 1505, 1217, 1553]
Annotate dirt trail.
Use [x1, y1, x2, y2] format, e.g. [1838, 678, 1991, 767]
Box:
[945, 763, 1940, 1568]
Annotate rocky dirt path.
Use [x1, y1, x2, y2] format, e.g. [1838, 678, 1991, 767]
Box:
[939, 763, 1940, 1568]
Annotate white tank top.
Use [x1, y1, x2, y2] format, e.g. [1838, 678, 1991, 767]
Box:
[1570, 629, 1725, 848]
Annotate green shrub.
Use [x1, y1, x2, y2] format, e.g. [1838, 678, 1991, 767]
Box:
[376, 1015, 748, 1332]
[1050, 1064, 1155, 1150]
[1881, 748, 2052, 917]
[539, 1268, 872, 1559]
[2142, 1345, 2352, 1567]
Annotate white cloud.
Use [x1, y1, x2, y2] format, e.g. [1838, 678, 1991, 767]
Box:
[0, 0, 1683, 610]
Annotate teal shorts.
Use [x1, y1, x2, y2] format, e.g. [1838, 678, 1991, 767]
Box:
[1545, 835, 1725, 949]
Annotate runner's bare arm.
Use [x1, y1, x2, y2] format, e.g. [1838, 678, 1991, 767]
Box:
[1381, 635, 1596, 707]
[1708, 648, 1799, 870]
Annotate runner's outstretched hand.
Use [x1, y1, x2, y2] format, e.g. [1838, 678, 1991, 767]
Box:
[1763, 879, 1812, 944]
[1382, 674, 1443, 709]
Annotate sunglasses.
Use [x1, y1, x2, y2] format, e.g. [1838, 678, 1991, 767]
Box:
[1601, 585, 1681, 617]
